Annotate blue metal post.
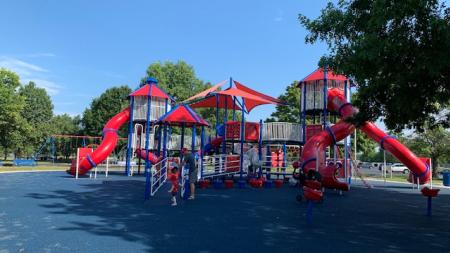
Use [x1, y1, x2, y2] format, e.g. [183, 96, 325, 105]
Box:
[323, 67, 328, 165]
[191, 126, 196, 152]
[180, 123, 185, 157]
[162, 98, 169, 158]
[258, 119, 263, 178]
[200, 126, 205, 178]
[215, 94, 219, 138]
[238, 98, 246, 188]
[301, 82, 307, 144]
[427, 197, 432, 217]
[232, 97, 236, 121]
[125, 97, 135, 176]
[343, 79, 349, 183]
[323, 67, 328, 131]
[283, 143, 287, 178]
[156, 126, 162, 156]
[144, 83, 153, 200]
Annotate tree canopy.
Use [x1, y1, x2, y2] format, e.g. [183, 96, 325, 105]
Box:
[299, 0, 450, 131]
[0, 68, 29, 159]
[266, 81, 300, 123]
[18, 81, 54, 154]
[82, 86, 131, 137]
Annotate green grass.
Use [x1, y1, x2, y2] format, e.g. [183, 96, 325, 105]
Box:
[364, 174, 444, 185]
[0, 163, 68, 172]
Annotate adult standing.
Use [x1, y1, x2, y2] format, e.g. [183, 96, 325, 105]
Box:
[181, 148, 197, 200]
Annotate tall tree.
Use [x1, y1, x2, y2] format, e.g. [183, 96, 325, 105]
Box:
[403, 126, 450, 176]
[51, 114, 82, 160]
[0, 68, 29, 160]
[144, 61, 208, 101]
[266, 81, 300, 123]
[143, 61, 223, 133]
[18, 81, 54, 155]
[299, 0, 450, 131]
[82, 86, 132, 137]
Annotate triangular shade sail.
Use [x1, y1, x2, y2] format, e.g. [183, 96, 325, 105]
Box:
[215, 87, 276, 112]
[183, 80, 227, 103]
[130, 83, 174, 100]
[158, 104, 209, 127]
[233, 80, 284, 104]
[301, 68, 348, 82]
[190, 94, 243, 111]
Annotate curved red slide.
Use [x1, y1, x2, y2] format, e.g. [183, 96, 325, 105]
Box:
[301, 88, 430, 193]
[135, 148, 161, 164]
[67, 107, 161, 176]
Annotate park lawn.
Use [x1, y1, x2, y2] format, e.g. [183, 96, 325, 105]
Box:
[0, 165, 68, 173]
[365, 174, 444, 186]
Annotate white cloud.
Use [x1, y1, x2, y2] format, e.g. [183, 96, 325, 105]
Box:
[0, 56, 61, 95]
[24, 53, 56, 58]
[0, 56, 48, 76]
[23, 78, 62, 95]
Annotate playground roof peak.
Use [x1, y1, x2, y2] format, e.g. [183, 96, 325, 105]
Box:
[158, 104, 209, 127]
[129, 82, 175, 101]
[299, 68, 348, 84]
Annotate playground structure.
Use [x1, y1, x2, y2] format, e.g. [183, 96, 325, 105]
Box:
[61, 68, 439, 217]
[293, 68, 438, 221]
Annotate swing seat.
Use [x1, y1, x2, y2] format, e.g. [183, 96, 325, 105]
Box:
[421, 187, 440, 198]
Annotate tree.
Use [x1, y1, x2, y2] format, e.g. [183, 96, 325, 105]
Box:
[143, 61, 223, 134]
[0, 68, 29, 160]
[144, 61, 208, 101]
[403, 126, 450, 177]
[82, 86, 132, 137]
[266, 81, 300, 123]
[352, 129, 377, 160]
[299, 0, 450, 131]
[51, 114, 82, 160]
[18, 81, 54, 155]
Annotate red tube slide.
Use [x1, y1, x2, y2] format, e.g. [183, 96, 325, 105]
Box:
[135, 148, 162, 164]
[67, 107, 162, 176]
[301, 88, 430, 195]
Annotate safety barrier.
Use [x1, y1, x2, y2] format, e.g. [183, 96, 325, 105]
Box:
[150, 157, 169, 196]
[262, 122, 302, 142]
[201, 154, 241, 179]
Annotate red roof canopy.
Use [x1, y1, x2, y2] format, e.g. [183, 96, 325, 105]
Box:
[183, 80, 226, 103]
[215, 87, 275, 112]
[187, 79, 284, 113]
[130, 83, 174, 100]
[301, 68, 348, 83]
[190, 94, 242, 111]
[158, 104, 209, 127]
[233, 80, 283, 104]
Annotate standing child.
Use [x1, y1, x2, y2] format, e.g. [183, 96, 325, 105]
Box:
[168, 163, 179, 206]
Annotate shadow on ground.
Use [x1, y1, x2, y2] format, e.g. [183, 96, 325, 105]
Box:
[2, 172, 448, 253]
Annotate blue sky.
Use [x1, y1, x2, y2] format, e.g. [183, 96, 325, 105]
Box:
[0, 1, 331, 121]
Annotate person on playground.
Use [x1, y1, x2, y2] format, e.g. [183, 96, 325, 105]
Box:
[181, 148, 197, 200]
[168, 163, 179, 206]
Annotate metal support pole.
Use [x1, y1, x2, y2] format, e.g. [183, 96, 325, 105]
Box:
[144, 83, 153, 200]
[301, 82, 307, 144]
[191, 126, 196, 152]
[125, 97, 135, 176]
[258, 119, 263, 178]
[238, 98, 246, 188]
[200, 126, 205, 178]
[180, 123, 185, 159]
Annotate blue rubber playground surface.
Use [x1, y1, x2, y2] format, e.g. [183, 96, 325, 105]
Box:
[0, 172, 449, 253]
